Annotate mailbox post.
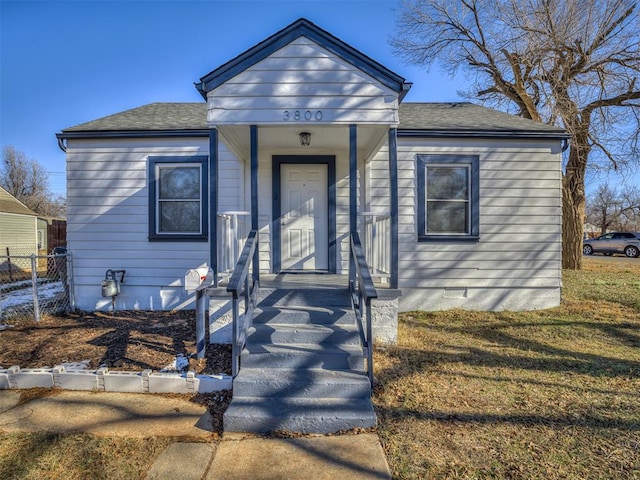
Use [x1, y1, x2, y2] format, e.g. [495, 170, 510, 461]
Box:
[185, 267, 213, 359]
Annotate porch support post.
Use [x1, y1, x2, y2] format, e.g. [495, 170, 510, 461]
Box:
[388, 127, 399, 289]
[349, 124, 357, 288]
[250, 125, 259, 284]
[209, 127, 218, 287]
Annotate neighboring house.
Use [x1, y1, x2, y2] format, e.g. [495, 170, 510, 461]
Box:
[0, 186, 39, 256]
[57, 18, 566, 314]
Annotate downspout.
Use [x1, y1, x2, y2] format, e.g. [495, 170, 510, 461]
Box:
[57, 137, 67, 153]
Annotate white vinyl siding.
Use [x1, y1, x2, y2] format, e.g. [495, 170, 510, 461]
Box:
[66, 137, 243, 311]
[207, 37, 398, 126]
[0, 212, 38, 254]
[368, 137, 562, 311]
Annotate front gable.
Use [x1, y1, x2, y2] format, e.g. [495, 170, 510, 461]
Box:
[196, 18, 411, 126]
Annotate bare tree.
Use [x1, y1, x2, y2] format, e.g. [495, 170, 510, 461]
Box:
[1, 145, 65, 217]
[393, 0, 640, 268]
[586, 184, 622, 235]
[586, 183, 640, 233]
[618, 185, 640, 230]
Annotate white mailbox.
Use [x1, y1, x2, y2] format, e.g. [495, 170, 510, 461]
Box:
[185, 267, 213, 291]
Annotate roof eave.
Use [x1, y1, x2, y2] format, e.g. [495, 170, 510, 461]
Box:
[56, 129, 210, 140]
[397, 129, 569, 140]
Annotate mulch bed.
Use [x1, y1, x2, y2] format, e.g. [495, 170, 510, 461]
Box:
[0, 310, 231, 375]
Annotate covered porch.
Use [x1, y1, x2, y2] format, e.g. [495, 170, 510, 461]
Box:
[209, 123, 399, 290]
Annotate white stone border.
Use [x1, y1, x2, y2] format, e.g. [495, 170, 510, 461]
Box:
[0, 365, 232, 394]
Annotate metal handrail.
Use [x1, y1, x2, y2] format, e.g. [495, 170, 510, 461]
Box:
[227, 229, 259, 376]
[349, 232, 378, 388]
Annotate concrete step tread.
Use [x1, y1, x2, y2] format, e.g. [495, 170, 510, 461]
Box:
[257, 289, 352, 308]
[242, 343, 363, 356]
[252, 306, 356, 325]
[240, 343, 365, 370]
[232, 368, 371, 399]
[224, 397, 377, 434]
[248, 323, 359, 334]
[225, 397, 376, 420]
[246, 323, 361, 346]
[234, 367, 370, 384]
[227, 396, 375, 411]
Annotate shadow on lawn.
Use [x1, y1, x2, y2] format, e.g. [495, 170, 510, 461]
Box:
[374, 403, 640, 430]
[374, 315, 640, 429]
[399, 316, 640, 378]
[0, 432, 60, 479]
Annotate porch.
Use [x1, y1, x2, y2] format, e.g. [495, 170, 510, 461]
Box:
[193, 18, 409, 434]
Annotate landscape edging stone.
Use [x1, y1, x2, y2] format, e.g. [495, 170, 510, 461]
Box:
[0, 365, 231, 393]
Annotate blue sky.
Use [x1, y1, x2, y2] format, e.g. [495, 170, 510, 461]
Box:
[1, 0, 634, 197]
[1, 0, 467, 196]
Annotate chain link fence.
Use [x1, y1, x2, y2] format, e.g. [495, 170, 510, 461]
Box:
[0, 246, 74, 322]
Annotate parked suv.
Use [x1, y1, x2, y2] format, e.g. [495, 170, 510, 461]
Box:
[583, 232, 640, 258]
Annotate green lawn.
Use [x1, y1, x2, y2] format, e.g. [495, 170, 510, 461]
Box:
[375, 257, 640, 479]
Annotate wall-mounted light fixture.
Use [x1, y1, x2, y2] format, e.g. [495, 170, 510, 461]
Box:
[299, 132, 311, 146]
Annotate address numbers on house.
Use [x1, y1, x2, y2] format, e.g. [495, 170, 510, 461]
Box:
[283, 110, 323, 121]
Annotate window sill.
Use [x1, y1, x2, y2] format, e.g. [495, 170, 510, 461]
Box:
[148, 235, 208, 242]
[418, 235, 480, 243]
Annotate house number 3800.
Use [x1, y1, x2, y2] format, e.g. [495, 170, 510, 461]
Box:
[283, 110, 323, 121]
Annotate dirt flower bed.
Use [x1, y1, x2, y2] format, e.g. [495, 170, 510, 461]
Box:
[0, 310, 231, 375]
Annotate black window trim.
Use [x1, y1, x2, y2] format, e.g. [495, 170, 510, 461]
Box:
[417, 154, 480, 242]
[148, 155, 209, 242]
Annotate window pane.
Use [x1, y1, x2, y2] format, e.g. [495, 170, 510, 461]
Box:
[159, 201, 200, 233]
[426, 166, 468, 200]
[159, 167, 200, 199]
[427, 201, 468, 234]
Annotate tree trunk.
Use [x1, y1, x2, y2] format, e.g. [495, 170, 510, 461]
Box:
[562, 178, 585, 269]
[561, 122, 590, 270]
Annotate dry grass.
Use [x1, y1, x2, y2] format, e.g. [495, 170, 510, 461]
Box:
[375, 257, 640, 479]
[0, 433, 173, 480]
[1, 258, 638, 479]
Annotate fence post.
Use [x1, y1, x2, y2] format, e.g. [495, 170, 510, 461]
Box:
[6, 247, 14, 282]
[66, 252, 75, 312]
[31, 254, 41, 322]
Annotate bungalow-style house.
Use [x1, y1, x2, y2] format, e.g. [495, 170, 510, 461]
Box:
[0, 186, 39, 257]
[56, 19, 565, 433]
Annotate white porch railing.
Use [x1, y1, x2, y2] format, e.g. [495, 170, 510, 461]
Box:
[217, 211, 251, 275]
[359, 211, 391, 282]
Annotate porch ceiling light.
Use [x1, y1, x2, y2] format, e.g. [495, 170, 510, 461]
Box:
[299, 132, 311, 146]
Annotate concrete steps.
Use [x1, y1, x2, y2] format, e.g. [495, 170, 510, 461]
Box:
[240, 343, 365, 370]
[224, 287, 376, 434]
[232, 368, 371, 398]
[224, 397, 376, 435]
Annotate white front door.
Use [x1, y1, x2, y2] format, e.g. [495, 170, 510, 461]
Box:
[280, 163, 329, 270]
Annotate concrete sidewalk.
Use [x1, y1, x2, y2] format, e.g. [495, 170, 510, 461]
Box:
[0, 390, 392, 479]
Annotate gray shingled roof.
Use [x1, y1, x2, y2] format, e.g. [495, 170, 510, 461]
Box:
[399, 103, 565, 134]
[63, 103, 208, 132]
[60, 101, 565, 137]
